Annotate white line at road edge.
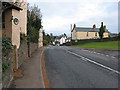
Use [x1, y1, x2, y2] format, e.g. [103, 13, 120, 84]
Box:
[66, 50, 120, 75]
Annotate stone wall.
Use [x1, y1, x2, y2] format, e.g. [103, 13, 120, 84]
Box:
[18, 41, 28, 67]
[30, 42, 38, 55]
[2, 51, 13, 88]
[2, 41, 38, 88]
[18, 41, 38, 67]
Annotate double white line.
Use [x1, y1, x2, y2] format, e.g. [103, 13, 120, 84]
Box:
[66, 50, 120, 75]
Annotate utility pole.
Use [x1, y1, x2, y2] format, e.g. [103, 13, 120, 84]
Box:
[70, 24, 72, 45]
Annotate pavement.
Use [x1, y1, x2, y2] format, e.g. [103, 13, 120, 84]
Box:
[12, 47, 45, 88]
[44, 46, 119, 88]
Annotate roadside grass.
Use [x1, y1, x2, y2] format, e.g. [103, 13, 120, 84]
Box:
[71, 41, 120, 50]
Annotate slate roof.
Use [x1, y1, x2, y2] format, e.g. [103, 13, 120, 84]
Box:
[55, 35, 67, 40]
[73, 27, 109, 32]
[2, 2, 23, 12]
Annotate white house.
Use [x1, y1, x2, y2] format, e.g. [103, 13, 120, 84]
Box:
[60, 35, 67, 45]
[54, 35, 67, 46]
[65, 37, 71, 43]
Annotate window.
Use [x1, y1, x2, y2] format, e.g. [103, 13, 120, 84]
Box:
[86, 32, 88, 36]
[2, 12, 5, 28]
[95, 32, 97, 36]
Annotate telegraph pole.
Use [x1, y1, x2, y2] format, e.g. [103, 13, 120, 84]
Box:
[70, 24, 72, 45]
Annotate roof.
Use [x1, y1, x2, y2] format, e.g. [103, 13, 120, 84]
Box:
[72, 27, 109, 32]
[2, 2, 23, 12]
[66, 37, 71, 40]
[55, 35, 67, 39]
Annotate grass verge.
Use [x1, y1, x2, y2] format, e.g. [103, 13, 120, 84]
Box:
[71, 41, 120, 50]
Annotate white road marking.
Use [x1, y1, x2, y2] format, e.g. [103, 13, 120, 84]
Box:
[66, 50, 120, 75]
[97, 53, 100, 54]
[82, 50, 117, 59]
[112, 57, 116, 58]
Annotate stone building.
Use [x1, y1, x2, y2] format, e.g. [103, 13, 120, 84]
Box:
[71, 24, 110, 40]
[2, 1, 27, 49]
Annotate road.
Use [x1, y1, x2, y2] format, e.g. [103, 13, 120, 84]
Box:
[44, 46, 119, 88]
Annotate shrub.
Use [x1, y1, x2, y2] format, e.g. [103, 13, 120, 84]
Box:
[2, 62, 9, 72]
[2, 38, 13, 56]
[28, 26, 39, 43]
[20, 33, 28, 42]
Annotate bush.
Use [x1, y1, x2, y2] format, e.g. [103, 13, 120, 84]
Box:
[2, 38, 13, 56]
[28, 26, 39, 43]
[20, 33, 28, 42]
[2, 62, 9, 72]
[71, 36, 119, 45]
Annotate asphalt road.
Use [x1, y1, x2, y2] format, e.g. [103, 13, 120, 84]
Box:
[44, 46, 119, 88]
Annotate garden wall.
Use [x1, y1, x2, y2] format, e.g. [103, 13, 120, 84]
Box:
[2, 51, 13, 88]
[18, 41, 38, 67]
[2, 40, 38, 88]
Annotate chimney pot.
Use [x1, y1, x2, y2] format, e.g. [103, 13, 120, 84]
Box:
[74, 24, 76, 28]
[104, 25, 106, 29]
[93, 24, 96, 29]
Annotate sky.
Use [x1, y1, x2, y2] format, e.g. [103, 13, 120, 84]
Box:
[28, 0, 119, 36]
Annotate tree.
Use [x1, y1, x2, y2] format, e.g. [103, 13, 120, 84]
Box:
[64, 33, 67, 37]
[99, 22, 105, 40]
[27, 3, 42, 43]
[50, 33, 54, 43]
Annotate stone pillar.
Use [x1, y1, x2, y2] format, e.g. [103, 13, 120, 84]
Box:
[38, 26, 43, 48]
[13, 45, 18, 71]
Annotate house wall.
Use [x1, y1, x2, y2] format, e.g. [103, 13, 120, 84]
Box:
[72, 29, 77, 40]
[2, 2, 27, 49]
[104, 32, 110, 38]
[60, 37, 66, 45]
[76, 31, 109, 40]
[19, 2, 27, 35]
[12, 9, 21, 49]
[2, 9, 12, 38]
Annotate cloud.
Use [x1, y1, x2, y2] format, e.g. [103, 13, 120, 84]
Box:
[28, 0, 118, 36]
[28, 0, 119, 3]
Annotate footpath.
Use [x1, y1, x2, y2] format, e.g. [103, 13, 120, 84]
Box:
[11, 47, 45, 88]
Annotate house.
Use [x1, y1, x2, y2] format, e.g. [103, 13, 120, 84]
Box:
[54, 35, 67, 46]
[54, 36, 61, 46]
[65, 37, 71, 43]
[2, 1, 27, 49]
[71, 24, 110, 40]
[60, 35, 67, 45]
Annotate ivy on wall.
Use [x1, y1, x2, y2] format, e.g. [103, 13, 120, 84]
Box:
[2, 38, 13, 73]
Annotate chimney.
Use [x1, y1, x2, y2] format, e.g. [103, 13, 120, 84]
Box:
[74, 24, 76, 28]
[104, 25, 106, 29]
[93, 24, 96, 29]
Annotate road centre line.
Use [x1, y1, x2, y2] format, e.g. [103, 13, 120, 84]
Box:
[66, 50, 120, 75]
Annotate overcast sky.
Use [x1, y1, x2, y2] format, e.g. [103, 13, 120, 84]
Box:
[28, 0, 119, 36]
